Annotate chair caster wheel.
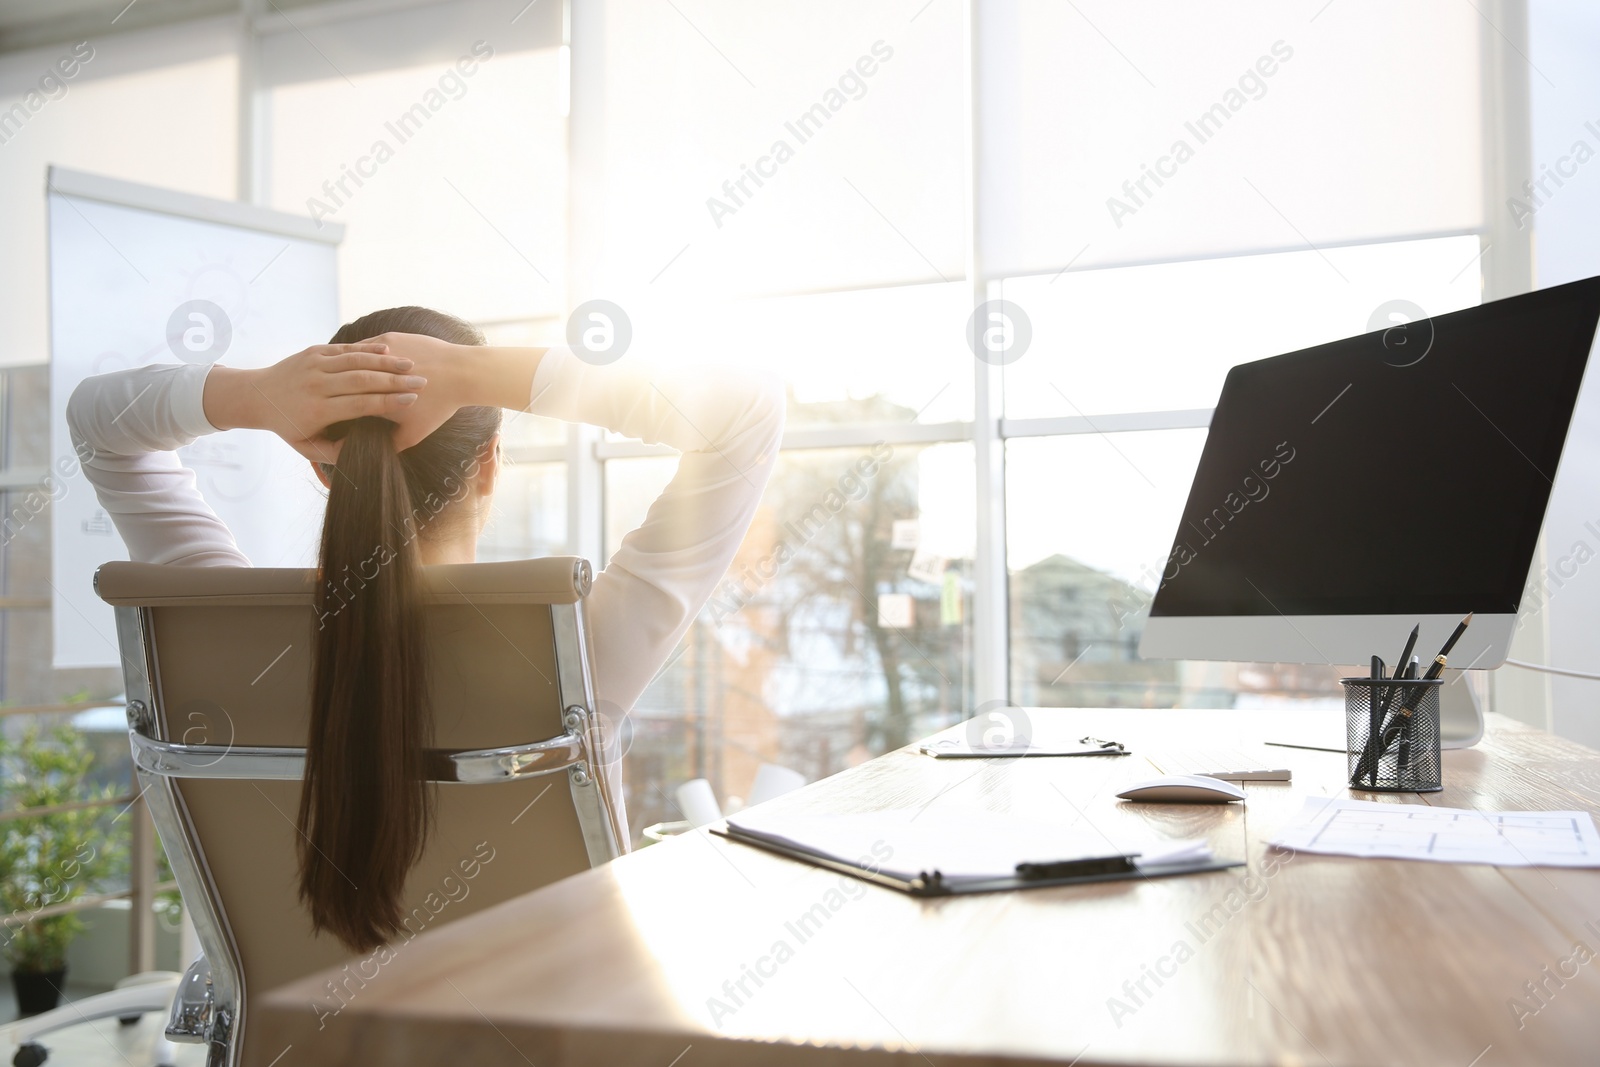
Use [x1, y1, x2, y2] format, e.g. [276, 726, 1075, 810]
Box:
[118, 1014, 142, 1026]
[13, 1042, 49, 1067]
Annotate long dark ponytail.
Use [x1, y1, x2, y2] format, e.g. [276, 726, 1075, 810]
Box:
[297, 307, 501, 952]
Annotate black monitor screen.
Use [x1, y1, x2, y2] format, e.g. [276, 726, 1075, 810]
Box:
[1149, 276, 1600, 618]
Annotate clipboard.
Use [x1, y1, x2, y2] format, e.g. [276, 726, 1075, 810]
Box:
[919, 734, 1130, 759]
[712, 821, 1242, 898]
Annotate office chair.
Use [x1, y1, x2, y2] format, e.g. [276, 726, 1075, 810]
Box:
[11, 558, 626, 1067]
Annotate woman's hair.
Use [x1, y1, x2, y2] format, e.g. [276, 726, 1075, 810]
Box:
[296, 306, 502, 952]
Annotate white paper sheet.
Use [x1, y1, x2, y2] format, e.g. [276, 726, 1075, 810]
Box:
[1267, 797, 1600, 867]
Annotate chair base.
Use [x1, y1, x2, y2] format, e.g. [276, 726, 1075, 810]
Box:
[5, 972, 180, 1067]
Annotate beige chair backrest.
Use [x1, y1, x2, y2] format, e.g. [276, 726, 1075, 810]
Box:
[96, 558, 625, 1067]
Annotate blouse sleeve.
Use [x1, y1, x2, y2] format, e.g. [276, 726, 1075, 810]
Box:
[524, 346, 785, 712]
[66, 362, 250, 567]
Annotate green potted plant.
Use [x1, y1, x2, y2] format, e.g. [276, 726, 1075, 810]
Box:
[0, 724, 122, 1015]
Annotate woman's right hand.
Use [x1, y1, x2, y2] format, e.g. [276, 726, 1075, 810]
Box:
[371, 332, 546, 450]
[203, 342, 428, 464]
[361, 332, 475, 451]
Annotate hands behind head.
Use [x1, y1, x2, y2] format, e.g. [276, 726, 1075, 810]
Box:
[246, 334, 468, 465]
[358, 332, 471, 452]
[231, 342, 420, 466]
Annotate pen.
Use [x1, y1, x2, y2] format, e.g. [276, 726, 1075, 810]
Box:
[1377, 615, 1473, 779]
[1396, 613, 1469, 775]
[1390, 614, 1471, 717]
[1395, 625, 1419, 683]
[1366, 655, 1385, 786]
[1380, 626, 1420, 780]
[1404, 612, 1472, 706]
[1353, 651, 1407, 785]
[1397, 656, 1417, 773]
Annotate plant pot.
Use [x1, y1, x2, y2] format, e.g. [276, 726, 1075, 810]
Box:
[11, 967, 67, 1015]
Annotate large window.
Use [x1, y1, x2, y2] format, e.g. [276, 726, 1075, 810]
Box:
[608, 441, 974, 837]
[1002, 235, 1484, 711]
[1, 366, 136, 963]
[0, 0, 1517, 873]
[1000, 238, 1486, 421]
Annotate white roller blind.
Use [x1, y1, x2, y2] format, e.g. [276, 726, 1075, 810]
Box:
[977, 0, 1485, 279]
[592, 0, 966, 302]
[260, 0, 568, 328]
[0, 18, 237, 368]
[267, 46, 568, 326]
[257, 0, 562, 88]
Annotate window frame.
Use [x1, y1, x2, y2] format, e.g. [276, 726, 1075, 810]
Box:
[0, 0, 1541, 716]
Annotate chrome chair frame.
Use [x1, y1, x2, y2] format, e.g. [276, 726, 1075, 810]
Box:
[103, 561, 622, 1067]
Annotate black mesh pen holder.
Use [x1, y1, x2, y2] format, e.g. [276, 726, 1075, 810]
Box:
[1342, 678, 1443, 793]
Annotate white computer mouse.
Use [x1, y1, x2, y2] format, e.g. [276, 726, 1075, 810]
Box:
[1116, 774, 1247, 804]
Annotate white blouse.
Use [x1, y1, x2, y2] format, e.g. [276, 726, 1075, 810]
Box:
[66, 345, 785, 714]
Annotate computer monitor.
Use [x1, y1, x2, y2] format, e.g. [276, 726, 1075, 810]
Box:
[1139, 276, 1600, 679]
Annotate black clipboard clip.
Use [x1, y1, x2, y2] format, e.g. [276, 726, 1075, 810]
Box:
[1016, 854, 1137, 879]
[1079, 735, 1126, 753]
[715, 826, 1240, 897]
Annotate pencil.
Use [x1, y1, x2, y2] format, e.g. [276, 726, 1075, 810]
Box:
[1429, 613, 1473, 674]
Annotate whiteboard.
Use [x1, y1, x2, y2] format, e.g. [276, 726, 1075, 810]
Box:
[48, 168, 343, 669]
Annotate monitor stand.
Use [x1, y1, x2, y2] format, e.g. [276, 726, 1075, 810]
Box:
[1438, 668, 1486, 749]
[1264, 669, 1485, 753]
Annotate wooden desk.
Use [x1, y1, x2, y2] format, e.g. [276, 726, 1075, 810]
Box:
[257, 710, 1600, 1066]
